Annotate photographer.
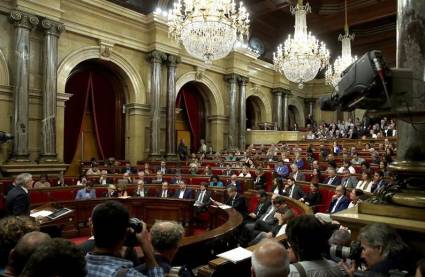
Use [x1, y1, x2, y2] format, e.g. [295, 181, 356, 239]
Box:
[85, 200, 163, 277]
[341, 223, 414, 276]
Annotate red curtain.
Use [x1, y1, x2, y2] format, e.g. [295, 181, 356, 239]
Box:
[177, 87, 203, 153]
[64, 65, 121, 163]
[64, 72, 90, 164]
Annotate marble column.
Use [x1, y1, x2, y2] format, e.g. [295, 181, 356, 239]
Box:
[147, 50, 167, 159]
[272, 88, 284, 130]
[165, 54, 180, 160]
[224, 74, 238, 150]
[40, 19, 65, 162]
[238, 76, 249, 150]
[9, 10, 39, 161]
[390, 0, 425, 181]
[282, 89, 291, 131]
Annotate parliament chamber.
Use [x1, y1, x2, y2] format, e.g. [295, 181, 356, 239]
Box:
[1, 0, 425, 276]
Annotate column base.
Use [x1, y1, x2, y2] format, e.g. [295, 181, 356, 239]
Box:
[38, 154, 58, 163]
[166, 153, 178, 161]
[8, 155, 32, 163]
[149, 153, 164, 161]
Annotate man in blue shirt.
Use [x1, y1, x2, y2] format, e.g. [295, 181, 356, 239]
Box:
[85, 201, 163, 277]
[75, 183, 96, 200]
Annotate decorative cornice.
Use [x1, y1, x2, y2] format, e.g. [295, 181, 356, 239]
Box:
[41, 18, 65, 37]
[147, 50, 167, 64]
[237, 75, 249, 85]
[208, 115, 229, 122]
[224, 74, 238, 83]
[9, 10, 39, 30]
[272, 87, 291, 95]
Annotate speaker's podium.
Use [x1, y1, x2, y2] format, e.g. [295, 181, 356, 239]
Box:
[30, 204, 75, 237]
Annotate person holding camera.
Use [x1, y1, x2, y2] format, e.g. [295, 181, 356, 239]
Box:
[85, 200, 163, 277]
[341, 223, 415, 276]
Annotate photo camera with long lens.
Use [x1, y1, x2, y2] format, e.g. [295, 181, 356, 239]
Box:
[320, 50, 391, 112]
[124, 217, 144, 246]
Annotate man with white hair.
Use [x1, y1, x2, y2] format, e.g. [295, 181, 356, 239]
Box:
[251, 239, 289, 277]
[6, 173, 32, 216]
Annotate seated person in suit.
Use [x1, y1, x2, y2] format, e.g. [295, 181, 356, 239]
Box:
[189, 164, 198, 176]
[117, 173, 133, 185]
[247, 190, 271, 222]
[212, 185, 247, 219]
[134, 181, 147, 197]
[6, 173, 33, 216]
[193, 182, 211, 213]
[275, 161, 289, 180]
[271, 177, 285, 195]
[371, 170, 388, 194]
[209, 175, 223, 188]
[226, 174, 241, 192]
[116, 183, 128, 198]
[135, 170, 150, 185]
[104, 184, 118, 198]
[293, 151, 304, 169]
[33, 174, 51, 189]
[290, 164, 305, 182]
[238, 165, 252, 178]
[158, 160, 174, 175]
[75, 182, 96, 200]
[340, 168, 358, 188]
[98, 170, 111, 185]
[135, 221, 185, 275]
[76, 176, 88, 186]
[283, 177, 304, 200]
[300, 183, 322, 207]
[202, 165, 213, 176]
[315, 185, 350, 223]
[170, 174, 185, 185]
[152, 171, 163, 184]
[143, 162, 151, 175]
[121, 162, 136, 174]
[324, 167, 342, 186]
[158, 181, 171, 198]
[223, 163, 234, 176]
[173, 182, 192, 199]
[356, 171, 374, 193]
[253, 168, 266, 190]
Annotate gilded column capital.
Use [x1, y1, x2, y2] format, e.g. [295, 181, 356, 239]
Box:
[224, 73, 238, 83]
[237, 75, 249, 85]
[272, 87, 291, 95]
[41, 18, 65, 37]
[166, 54, 181, 67]
[147, 50, 167, 64]
[9, 10, 39, 29]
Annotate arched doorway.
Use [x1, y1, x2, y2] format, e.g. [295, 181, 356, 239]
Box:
[176, 82, 208, 154]
[246, 96, 263, 129]
[288, 105, 301, 131]
[64, 59, 126, 175]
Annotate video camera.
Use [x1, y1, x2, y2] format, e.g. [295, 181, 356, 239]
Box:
[0, 131, 13, 144]
[329, 241, 363, 265]
[124, 217, 144, 246]
[320, 50, 391, 112]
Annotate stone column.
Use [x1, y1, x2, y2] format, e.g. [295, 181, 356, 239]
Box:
[40, 19, 65, 162]
[224, 74, 238, 150]
[238, 76, 248, 150]
[147, 50, 167, 160]
[282, 89, 291, 131]
[272, 88, 284, 130]
[9, 10, 39, 161]
[165, 54, 180, 160]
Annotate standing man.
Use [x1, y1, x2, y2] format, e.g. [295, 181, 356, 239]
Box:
[6, 173, 32, 216]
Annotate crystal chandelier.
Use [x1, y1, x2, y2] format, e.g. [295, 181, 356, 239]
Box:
[273, 0, 329, 89]
[168, 0, 250, 63]
[325, 0, 357, 87]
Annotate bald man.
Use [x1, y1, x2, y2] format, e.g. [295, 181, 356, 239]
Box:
[4, 231, 51, 276]
[251, 239, 289, 277]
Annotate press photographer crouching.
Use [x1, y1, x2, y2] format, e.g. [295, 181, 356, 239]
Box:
[341, 223, 415, 277]
[85, 200, 164, 277]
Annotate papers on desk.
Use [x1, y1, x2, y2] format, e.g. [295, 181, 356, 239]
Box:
[30, 210, 53, 218]
[217, 247, 252, 263]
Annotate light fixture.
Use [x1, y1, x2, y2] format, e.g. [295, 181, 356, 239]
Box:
[273, 0, 329, 89]
[168, 0, 250, 63]
[325, 0, 357, 87]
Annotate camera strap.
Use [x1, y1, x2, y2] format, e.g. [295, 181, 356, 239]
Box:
[293, 262, 307, 277]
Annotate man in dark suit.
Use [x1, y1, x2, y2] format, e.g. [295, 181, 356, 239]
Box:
[173, 183, 192, 199]
[6, 173, 32, 216]
[371, 170, 388, 194]
[324, 167, 341, 186]
[290, 164, 305, 182]
[157, 161, 175, 175]
[223, 164, 234, 177]
[224, 185, 247, 219]
[283, 177, 304, 200]
[193, 182, 211, 213]
[170, 174, 186, 185]
[226, 174, 242, 192]
[247, 190, 271, 221]
[158, 181, 171, 198]
[328, 185, 350, 214]
[340, 168, 358, 188]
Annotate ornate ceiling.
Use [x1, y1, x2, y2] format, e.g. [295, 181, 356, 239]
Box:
[108, 0, 396, 66]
